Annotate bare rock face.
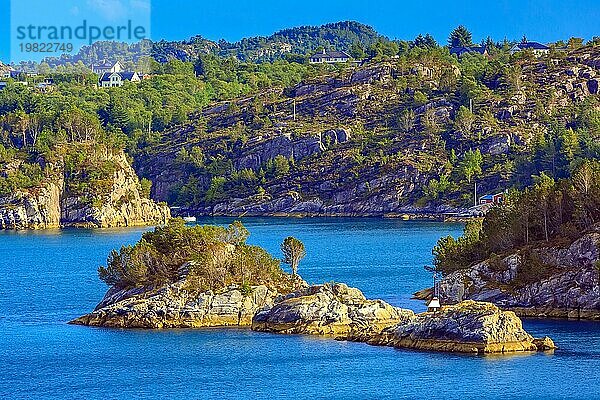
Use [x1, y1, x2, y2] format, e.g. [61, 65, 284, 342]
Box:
[61, 152, 170, 228]
[251, 283, 413, 338]
[0, 180, 62, 229]
[369, 301, 553, 354]
[232, 128, 351, 172]
[70, 281, 280, 329]
[436, 226, 600, 320]
[0, 151, 170, 230]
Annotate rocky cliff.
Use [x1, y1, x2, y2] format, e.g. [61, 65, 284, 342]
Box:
[433, 224, 600, 319]
[0, 150, 170, 230]
[0, 180, 62, 229]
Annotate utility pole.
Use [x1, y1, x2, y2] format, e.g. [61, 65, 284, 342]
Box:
[293, 98, 296, 121]
[469, 98, 473, 113]
[474, 181, 477, 207]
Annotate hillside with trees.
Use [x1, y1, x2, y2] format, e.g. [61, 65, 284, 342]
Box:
[132, 36, 600, 217]
[2, 23, 600, 224]
[39, 21, 390, 69]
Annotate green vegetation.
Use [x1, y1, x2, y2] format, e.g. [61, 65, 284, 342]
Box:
[0, 55, 329, 197]
[48, 22, 388, 65]
[448, 26, 473, 48]
[433, 160, 600, 275]
[2, 21, 600, 223]
[98, 219, 295, 292]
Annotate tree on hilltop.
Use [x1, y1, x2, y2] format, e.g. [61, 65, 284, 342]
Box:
[448, 26, 473, 48]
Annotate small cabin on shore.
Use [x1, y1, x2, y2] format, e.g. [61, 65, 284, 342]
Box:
[479, 192, 505, 206]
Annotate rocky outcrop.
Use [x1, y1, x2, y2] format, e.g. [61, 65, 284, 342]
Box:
[434, 225, 600, 320]
[0, 180, 62, 229]
[71, 281, 281, 328]
[73, 279, 555, 354]
[60, 152, 170, 228]
[369, 301, 553, 354]
[252, 284, 553, 354]
[251, 283, 413, 339]
[0, 151, 170, 230]
[233, 129, 351, 172]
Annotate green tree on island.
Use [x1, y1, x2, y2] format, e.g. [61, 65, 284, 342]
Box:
[281, 236, 306, 276]
[448, 25, 473, 47]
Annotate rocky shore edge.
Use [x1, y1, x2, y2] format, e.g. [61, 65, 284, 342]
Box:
[71, 282, 555, 355]
[415, 225, 600, 321]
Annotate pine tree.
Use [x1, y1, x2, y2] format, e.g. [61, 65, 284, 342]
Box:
[448, 26, 473, 48]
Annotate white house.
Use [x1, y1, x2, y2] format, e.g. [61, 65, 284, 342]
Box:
[1, 70, 22, 80]
[510, 41, 550, 56]
[91, 60, 124, 75]
[309, 50, 351, 64]
[99, 71, 141, 87]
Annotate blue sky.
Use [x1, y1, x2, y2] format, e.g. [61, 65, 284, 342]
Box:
[1, 0, 599, 63]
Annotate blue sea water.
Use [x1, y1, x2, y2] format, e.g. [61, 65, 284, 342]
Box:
[1, 218, 599, 399]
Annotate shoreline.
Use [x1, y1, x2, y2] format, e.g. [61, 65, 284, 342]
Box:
[173, 210, 475, 223]
[0, 213, 471, 231]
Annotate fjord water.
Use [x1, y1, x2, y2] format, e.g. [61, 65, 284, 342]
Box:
[1, 218, 599, 399]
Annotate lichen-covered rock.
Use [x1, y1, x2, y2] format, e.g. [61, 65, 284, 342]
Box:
[251, 283, 414, 338]
[369, 301, 554, 354]
[70, 281, 280, 329]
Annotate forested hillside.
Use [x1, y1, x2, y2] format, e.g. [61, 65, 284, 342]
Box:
[39, 21, 389, 69]
[134, 43, 600, 216]
[1, 23, 600, 221]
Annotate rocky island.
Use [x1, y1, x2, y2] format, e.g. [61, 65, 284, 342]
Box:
[425, 224, 600, 320]
[417, 164, 600, 320]
[72, 220, 555, 354]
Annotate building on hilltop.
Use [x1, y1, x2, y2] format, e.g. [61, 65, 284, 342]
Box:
[510, 40, 550, 56]
[91, 60, 123, 75]
[309, 49, 351, 64]
[1, 70, 25, 80]
[99, 71, 141, 87]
